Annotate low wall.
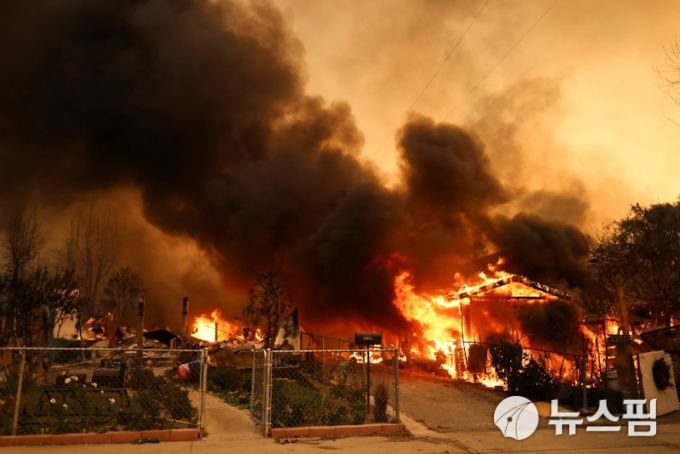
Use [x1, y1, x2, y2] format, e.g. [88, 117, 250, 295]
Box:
[271, 423, 406, 439]
[0, 428, 199, 446]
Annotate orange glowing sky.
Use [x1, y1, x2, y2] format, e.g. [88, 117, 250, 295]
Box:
[274, 0, 680, 231]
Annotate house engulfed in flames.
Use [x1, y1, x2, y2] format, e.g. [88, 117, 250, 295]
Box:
[394, 268, 580, 387]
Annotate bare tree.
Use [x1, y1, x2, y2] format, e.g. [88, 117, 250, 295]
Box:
[662, 38, 680, 104]
[1, 205, 42, 339]
[2, 205, 42, 280]
[16, 267, 80, 346]
[102, 266, 143, 326]
[60, 206, 121, 315]
[243, 265, 293, 349]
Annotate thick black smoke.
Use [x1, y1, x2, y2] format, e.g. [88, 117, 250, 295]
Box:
[395, 115, 506, 287]
[0, 0, 590, 333]
[516, 300, 583, 353]
[395, 117, 591, 291]
[399, 115, 507, 216]
[487, 213, 591, 287]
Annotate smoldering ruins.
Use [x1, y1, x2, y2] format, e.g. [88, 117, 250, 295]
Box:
[0, 0, 591, 341]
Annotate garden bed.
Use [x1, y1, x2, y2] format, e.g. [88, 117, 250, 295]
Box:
[0, 356, 200, 435]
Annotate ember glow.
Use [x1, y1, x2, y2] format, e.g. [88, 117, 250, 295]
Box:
[350, 351, 384, 364]
[191, 309, 241, 343]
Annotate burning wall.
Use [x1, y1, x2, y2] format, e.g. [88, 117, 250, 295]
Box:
[0, 1, 590, 341]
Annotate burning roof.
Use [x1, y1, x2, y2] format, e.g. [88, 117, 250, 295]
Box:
[451, 274, 571, 301]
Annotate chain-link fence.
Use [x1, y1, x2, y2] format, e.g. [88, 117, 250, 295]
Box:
[252, 348, 400, 436]
[300, 332, 353, 351]
[0, 347, 207, 436]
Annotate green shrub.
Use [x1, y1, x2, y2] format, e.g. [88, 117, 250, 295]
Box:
[160, 381, 197, 422]
[272, 380, 316, 427]
[329, 383, 348, 400]
[338, 361, 352, 384]
[207, 367, 251, 393]
[2, 365, 37, 399]
[325, 404, 348, 425]
[207, 367, 252, 408]
[347, 386, 365, 404]
[221, 390, 251, 408]
[118, 390, 162, 430]
[350, 401, 366, 424]
[0, 399, 12, 435]
[373, 381, 389, 422]
[271, 380, 352, 427]
[46, 399, 73, 434]
[128, 366, 161, 390]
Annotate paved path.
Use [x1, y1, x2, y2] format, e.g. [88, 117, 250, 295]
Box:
[199, 392, 261, 440]
[398, 370, 505, 432]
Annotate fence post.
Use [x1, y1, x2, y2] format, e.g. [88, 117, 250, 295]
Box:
[580, 352, 588, 413]
[393, 347, 400, 423]
[263, 348, 272, 436]
[250, 349, 256, 410]
[12, 349, 26, 435]
[199, 348, 208, 438]
[365, 347, 371, 413]
[321, 337, 325, 381]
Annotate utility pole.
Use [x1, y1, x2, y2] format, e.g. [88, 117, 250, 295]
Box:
[137, 295, 145, 360]
[182, 296, 189, 347]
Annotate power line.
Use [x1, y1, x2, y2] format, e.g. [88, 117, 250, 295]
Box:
[445, 0, 559, 119]
[405, 0, 491, 114]
[374, 0, 490, 158]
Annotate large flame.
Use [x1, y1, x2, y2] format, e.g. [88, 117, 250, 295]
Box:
[393, 271, 463, 359]
[391, 260, 590, 388]
[191, 309, 242, 343]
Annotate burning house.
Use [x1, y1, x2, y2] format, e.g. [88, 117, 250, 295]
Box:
[393, 266, 584, 387]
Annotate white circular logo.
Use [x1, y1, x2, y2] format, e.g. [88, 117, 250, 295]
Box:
[493, 395, 539, 440]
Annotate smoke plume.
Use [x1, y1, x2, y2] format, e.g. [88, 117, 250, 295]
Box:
[0, 0, 591, 333]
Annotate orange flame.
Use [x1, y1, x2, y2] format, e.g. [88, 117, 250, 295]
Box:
[392, 260, 577, 389]
[191, 309, 241, 343]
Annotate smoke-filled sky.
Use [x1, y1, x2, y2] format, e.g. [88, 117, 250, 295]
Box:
[276, 0, 680, 228]
[1, 0, 678, 333]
